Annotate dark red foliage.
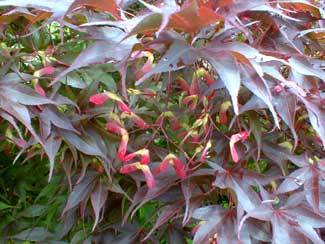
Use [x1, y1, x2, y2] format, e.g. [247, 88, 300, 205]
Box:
[1, 0, 325, 243]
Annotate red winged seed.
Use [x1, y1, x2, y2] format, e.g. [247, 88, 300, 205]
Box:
[155, 154, 186, 179]
[229, 131, 250, 163]
[120, 163, 156, 188]
[90, 93, 109, 105]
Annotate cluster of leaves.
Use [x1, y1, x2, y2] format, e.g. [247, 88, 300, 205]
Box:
[1, 0, 325, 243]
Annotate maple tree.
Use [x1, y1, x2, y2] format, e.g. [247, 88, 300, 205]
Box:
[0, 0, 325, 243]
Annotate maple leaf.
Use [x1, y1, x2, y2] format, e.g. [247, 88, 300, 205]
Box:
[239, 187, 325, 244]
[192, 205, 240, 243]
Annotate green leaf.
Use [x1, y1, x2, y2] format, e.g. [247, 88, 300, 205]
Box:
[13, 227, 54, 242]
[0, 201, 14, 210]
[19, 205, 48, 218]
